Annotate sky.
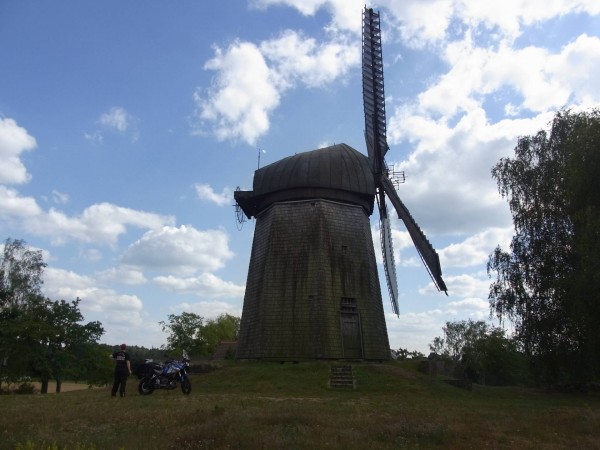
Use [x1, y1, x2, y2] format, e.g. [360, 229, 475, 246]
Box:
[1, 0, 599, 354]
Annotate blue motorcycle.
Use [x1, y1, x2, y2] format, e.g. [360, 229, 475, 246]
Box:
[138, 352, 191, 395]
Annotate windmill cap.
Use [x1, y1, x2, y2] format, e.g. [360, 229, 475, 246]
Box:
[234, 143, 376, 217]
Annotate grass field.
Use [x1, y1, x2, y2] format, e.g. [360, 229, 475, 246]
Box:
[1, 360, 599, 449]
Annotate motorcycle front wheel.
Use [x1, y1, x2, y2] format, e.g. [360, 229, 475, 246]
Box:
[138, 377, 155, 395]
[181, 378, 192, 395]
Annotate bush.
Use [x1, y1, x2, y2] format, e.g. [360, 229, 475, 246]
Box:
[14, 382, 37, 395]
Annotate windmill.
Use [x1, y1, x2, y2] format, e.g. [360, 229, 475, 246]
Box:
[361, 7, 447, 317]
[233, 7, 446, 361]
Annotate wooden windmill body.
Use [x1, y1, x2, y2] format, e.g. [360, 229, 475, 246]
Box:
[235, 144, 390, 360]
[234, 8, 447, 361]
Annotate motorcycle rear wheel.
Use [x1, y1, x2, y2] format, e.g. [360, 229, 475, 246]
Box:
[181, 378, 192, 395]
[138, 377, 155, 395]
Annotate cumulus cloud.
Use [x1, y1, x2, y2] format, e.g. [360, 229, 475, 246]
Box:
[23, 202, 174, 246]
[259, 29, 358, 88]
[42, 267, 167, 347]
[262, 0, 600, 46]
[154, 273, 245, 299]
[194, 41, 279, 144]
[439, 227, 513, 268]
[0, 117, 37, 185]
[170, 300, 243, 319]
[416, 33, 600, 119]
[387, 108, 556, 235]
[195, 183, 232, 206]
[96, 266, 148, 286]
[0, 186, 42, 218]
[121, 225, 235, 275]
[252, 0, 364, 33]
[385, 295, 492, 353]
[194, 29, 358, 145]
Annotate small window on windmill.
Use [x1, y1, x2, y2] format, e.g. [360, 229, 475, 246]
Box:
[340, 297, 357, 313]
[342, 245, 348, 255]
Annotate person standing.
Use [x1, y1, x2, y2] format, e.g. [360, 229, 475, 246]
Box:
[111, 343, 131, 397]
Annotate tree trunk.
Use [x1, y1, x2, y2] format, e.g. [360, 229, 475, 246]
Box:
[40, 378, 49, 394]
[55, 379, 62, 393]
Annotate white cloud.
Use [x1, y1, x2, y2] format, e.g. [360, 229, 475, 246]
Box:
[0, 186, 42, 218]
[154, 273, 245, 299]
[435, 272, 491, 299]
[42, 267, 166, 347]
[23, 202, 174, 245]
[260, 30, 358, 89]
[439, 227, 513, 268]
[387, 107, 555, 235]
[99, 107, 130, 132]
[195, 30, 357, 145]
[96, 266, 148, 286]
[51, 190, 69, 205]
[385, 294, 492, 353]
[194, 41, 279, 145]
[86, 107, 139, 143]
[121, 225, 235, 275]
[195, 183, 232, 206]
[0, 117, 37, 185]
[252, 0, 364, 33]
[170, 300, 243, 320]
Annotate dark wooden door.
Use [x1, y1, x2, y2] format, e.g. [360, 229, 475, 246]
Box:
[341, 313, 363, 359]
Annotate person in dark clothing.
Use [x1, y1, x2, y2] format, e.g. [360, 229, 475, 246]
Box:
[111, 343, 131, 397]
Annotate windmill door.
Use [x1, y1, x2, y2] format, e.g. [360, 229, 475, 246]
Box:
[341, 312, 363, 359]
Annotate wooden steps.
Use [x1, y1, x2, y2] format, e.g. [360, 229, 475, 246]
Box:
[329, 365, 356, 389]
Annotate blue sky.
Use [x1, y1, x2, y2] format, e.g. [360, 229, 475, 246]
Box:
[1, 0, 599, 353]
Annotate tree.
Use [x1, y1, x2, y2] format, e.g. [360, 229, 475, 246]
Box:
[488, 109, 600, 385]
[429, 319, 489, 365]
[0, 239, 105, 392]
[34, 298, 104, 393]
[430, 320, 526, 385]
[0, 238, 46, 310]
[202, 314, 240, 354]
[160, 312, 240, 357]
[0, 239, 46, 389]
[160, 312, 205, 355]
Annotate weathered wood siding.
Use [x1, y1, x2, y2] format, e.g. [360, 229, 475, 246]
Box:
[237, 199, 389, 360]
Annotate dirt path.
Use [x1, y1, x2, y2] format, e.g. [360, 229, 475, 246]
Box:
[30, 382, 104, 394]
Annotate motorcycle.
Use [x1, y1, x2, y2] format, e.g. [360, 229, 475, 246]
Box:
[138, 351, 191, 395]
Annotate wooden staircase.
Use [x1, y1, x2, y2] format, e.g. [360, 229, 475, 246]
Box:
[329, 365, 356, 389]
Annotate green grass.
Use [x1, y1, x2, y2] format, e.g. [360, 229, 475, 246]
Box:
[1, 360, 599, 449]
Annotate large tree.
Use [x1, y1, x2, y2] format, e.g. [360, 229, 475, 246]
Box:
[430, 320, 525, 385]
[0, 239, 46, 388]
[160, 312, 240, 356]
[488, 109, 600, 385]
[0, 239, 105, 392]
[0, 238, 46, 309]
[31, 298, 104, 393]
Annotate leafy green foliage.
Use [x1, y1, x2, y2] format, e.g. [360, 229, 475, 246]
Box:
[0, 238, 106, 391]
[430, 320, 527, 385]
[160, 312, 240, 356]
[488, 109, 600, 385]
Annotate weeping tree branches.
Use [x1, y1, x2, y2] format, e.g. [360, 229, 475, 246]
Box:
[488, 109, 600, 385]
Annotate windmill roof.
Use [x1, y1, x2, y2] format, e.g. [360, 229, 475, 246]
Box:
[253, 143, 374, 195]
[235, 143, 376, 218]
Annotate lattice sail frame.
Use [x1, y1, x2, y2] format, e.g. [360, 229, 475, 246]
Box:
[362, 7, 448, 316]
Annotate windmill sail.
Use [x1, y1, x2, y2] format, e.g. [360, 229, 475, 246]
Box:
[379, 204, 400, 315]
[382, 177, 448, 293]
[362, 7, 388, 175]
[362, 5, 448, 303]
